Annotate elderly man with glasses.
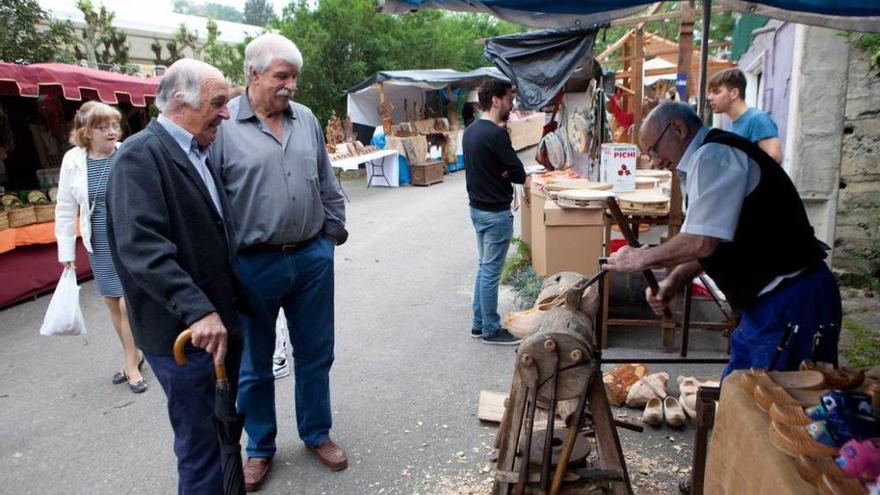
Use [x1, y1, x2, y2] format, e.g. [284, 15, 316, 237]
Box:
[605, 102, 841, 380]
[107, 58, 248, 494]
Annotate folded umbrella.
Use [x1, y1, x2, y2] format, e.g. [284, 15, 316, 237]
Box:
[173, 329, 245, 495]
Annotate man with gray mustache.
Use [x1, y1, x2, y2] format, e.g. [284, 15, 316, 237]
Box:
[210, 33, 348, 491]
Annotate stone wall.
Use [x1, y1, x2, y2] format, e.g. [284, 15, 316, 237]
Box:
[835, 44, 880, 280]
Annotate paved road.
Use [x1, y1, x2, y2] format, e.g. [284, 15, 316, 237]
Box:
[0, 172, 729, 494]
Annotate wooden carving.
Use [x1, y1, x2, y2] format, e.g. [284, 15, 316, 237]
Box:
[343, 114, 355, 142]
[378, 100, 394, 134]
[325, 111, 344, 149]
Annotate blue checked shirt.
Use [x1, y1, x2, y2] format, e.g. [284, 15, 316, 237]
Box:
[157, 114, 224, 219]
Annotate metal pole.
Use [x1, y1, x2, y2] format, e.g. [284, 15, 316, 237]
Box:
[698, 0, 712, 124]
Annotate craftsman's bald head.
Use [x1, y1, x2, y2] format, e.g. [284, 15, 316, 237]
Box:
[639, 102, 704, 171]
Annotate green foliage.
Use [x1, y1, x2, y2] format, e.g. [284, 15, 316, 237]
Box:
[501, 238, 542, 308]
[501, 237, 531, 284]
[595, 2, 736, 70]
[0, 0, 77, 63]
[509, 266, 543, 309]
[842, 318, 880, 368]
[174, 0, 244, 23]
[851, 32, 880, 69]
[203, 19, 249, 86]
[73, 0, 130, 66]
[244, 0, 276, 27]
[152, 23, 201, 66]
[148, 19, 247, 85]
[275, 0, 523, 125]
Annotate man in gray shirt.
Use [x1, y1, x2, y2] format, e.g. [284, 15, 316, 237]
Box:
[210, 33, 348, 491]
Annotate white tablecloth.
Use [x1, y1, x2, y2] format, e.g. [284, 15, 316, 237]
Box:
[331, 149, 400, 187]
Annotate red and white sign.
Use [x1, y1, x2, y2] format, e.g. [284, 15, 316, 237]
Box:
[600, 144, 637, 192]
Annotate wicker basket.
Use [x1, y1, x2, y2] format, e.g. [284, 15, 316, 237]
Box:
[8, 205, 37, 228]
[0, 210, 8, 231]
[34, 203, 56, 223]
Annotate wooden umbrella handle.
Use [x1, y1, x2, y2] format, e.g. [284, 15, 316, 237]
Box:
[172, 328, 227, 380]
[605, 197, 674, 320]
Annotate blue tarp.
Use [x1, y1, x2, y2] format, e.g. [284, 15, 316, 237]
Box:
[380, 0, 880, 32]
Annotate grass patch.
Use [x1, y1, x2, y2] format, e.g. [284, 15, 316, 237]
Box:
[842, 318, 880, 368]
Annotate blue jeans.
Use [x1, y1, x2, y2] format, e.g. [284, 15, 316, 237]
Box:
[723, 263, 841, 379]
[146, 342, 242, 495]
[234, 236, 336, 457]
[470, 207, 514, 337]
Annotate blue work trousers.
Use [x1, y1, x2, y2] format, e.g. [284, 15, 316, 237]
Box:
[723, 263, 841, 378]
[234, 236, 336, 457]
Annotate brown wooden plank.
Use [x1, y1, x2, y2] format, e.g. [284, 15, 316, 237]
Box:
[479, 391, 508, 423]
[677, 2, 697, 99]
[588, 374, 633, 495]
[632, 27, 644, 145]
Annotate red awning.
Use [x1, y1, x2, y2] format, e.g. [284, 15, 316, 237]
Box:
[0, 63, 159, 107]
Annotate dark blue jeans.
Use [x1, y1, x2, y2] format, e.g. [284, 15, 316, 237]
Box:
[723, 263, 841, 378]
[146, 341, 242, 495]
[234, 236, 336, 458]
[470, 207, 514, 337]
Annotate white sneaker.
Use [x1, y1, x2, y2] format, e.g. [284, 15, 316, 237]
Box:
[273, 357, 290, 379]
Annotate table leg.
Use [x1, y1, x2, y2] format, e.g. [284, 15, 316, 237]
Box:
[690, 386, 721, 495]
[334, 167, 350, 202]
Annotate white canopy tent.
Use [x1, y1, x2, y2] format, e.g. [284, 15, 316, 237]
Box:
[346, 68, 506, 127]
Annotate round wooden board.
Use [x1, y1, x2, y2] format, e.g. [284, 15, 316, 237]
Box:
[634, 169, 672, 178]
[616, 191, 669, 204]
[545, 179, 614, 192]
[557, 189, 616, 201]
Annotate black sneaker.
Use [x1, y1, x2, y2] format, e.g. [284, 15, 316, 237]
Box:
[481, 329, 522, 346]
[471, 327, 482, 338]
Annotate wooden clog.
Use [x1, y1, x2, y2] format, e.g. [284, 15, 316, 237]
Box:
[801, 360, 866, 390]
[749, 368, 826, 390]
[664, 396, 686, 428]
[739, 372, 759, 397]
[796, 455, 846, 486]
[642, 397, 663, 426]
[754, 384, 802, 412]
[770, 403, 813, 426]
[769, 421, 840, 457]
[818, 473, 869, 495]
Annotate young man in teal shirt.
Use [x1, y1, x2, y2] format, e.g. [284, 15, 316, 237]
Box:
[708, 68, 783, 163]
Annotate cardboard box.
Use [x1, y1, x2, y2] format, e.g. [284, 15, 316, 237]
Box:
[531, 200, 604, 277]
[600, 144, 638, 192]
[520, 176, 532, 247]
[529, 186, 547, 263]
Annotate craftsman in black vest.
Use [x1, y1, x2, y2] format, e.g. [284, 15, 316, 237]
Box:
[605, 102, 841, 378]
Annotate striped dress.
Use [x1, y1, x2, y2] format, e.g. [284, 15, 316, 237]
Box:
[86, 154, 123, 297]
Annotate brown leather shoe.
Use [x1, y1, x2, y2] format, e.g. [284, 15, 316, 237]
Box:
[244, 457, 271, 492]
[310, 440, 348, 471]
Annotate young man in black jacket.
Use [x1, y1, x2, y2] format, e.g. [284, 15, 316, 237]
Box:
[463, 79, 527, 345]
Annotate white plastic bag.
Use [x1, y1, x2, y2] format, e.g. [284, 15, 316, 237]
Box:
[39, 268, 86, 336]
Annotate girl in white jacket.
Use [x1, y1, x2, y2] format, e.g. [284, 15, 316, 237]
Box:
[55, 101, 146, 393]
